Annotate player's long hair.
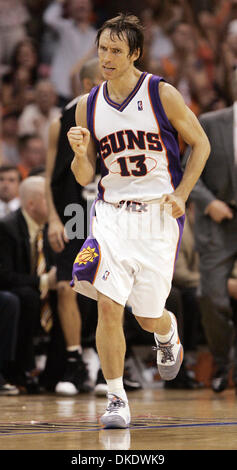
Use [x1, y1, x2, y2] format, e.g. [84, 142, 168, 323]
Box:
[96, 13, 144, 60]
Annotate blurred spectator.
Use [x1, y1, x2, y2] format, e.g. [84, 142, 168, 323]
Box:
[193, 8, 219, 85]
[226, 19, 237, 66]
[0, 165, 21, 218]
[43, 0, 97, 106]
[1, 38, 39, 113]
[24, 0, 52, 45]
[100, 0, 145, 21]
[153, 18, 223, 118]
[18, 79, 61, 148]
[1, 112, 20, 165]
[217, 19, 237, 103]
[0, 176, 57, 393]
[140, 0, 188, 71]
[0, 0, 29, 66]
[17, 134, 46, 179]
[140, 8, 174, 71]
[215, 0, 237, 34]
[178, 2, 219, 86]
[157, 21, 201, 102]
[140, 3, 228, 117]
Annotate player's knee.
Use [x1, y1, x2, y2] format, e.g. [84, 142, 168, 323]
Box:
[98, 297, 123, 327]
[98, 297, 115, 320]
[135, 316, 159, 333]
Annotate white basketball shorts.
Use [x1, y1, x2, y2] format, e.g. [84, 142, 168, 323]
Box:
[71, 199, 184, 318]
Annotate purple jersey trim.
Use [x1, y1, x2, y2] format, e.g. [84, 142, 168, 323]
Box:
[88, 198, 97, 238]
[174, 214, 185, 267]
[103, 72, 147, 112]
[87, 84, 108, 201]
[87, 85, 100, 140]
[148, 75, 183, 189]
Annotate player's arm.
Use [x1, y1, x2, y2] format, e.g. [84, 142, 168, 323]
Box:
[68, 94, 97, 186]
[159, 82, 211, 218]
[45, 117, 69, 252]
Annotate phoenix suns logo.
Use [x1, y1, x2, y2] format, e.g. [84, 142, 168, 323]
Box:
[75, 246, 99, 265]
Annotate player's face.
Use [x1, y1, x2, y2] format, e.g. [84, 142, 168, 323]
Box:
[98, 29, 139, 80]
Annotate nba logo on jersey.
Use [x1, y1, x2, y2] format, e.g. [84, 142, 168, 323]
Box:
[137, 100, 143, 111]
[102, 270, 110, 281]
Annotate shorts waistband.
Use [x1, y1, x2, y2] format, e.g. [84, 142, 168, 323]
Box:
[114, 200, 148, 212]
[114, 197, 163, 208]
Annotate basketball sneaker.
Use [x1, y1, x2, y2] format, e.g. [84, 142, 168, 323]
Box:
[100, 393, 131, 429]
[153, 313, 183, 381]
[0, 373, 19, 396]
[55, 354, 92, 395]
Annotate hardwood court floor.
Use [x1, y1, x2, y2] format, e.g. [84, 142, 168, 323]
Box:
[0, 388, 237, 451]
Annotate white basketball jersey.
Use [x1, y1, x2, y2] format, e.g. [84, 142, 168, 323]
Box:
[87, 72, 183, 203]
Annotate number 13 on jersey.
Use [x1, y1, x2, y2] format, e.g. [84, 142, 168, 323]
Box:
[110, 154, 157, 177]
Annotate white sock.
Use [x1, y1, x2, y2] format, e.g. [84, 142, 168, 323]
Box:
[106, 376, 128, 402]
[155, 311, 175, 343]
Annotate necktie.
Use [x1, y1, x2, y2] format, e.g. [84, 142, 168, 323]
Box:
[36, 229, 53, 333]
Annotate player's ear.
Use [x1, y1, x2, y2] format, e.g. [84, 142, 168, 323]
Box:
[131, 48, 140, 63]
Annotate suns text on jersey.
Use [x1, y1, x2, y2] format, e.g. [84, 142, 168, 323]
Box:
[99, 129, 163, 159]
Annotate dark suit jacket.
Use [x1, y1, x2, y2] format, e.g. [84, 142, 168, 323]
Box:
[191, 106, 235, 211]
[0, 208, 53, 291]
[184, 106, 237, 251]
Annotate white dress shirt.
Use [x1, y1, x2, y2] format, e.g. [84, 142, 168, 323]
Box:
[0, 197, 20, 218]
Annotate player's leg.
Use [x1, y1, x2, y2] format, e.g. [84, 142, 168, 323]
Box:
[96, 292, 131, 428]
[55, 281, 90, 395]
[135, 309, 183, 381]
[128, 207, 184, 381]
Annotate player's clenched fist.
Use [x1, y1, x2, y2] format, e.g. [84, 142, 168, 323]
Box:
[160, 192, 185, 219]
[67, 126, 90, 157]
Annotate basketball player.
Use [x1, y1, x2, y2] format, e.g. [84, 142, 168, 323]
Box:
[67, 14, 210, 428]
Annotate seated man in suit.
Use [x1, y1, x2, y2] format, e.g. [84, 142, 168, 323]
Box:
[0, 175, 57, 392]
